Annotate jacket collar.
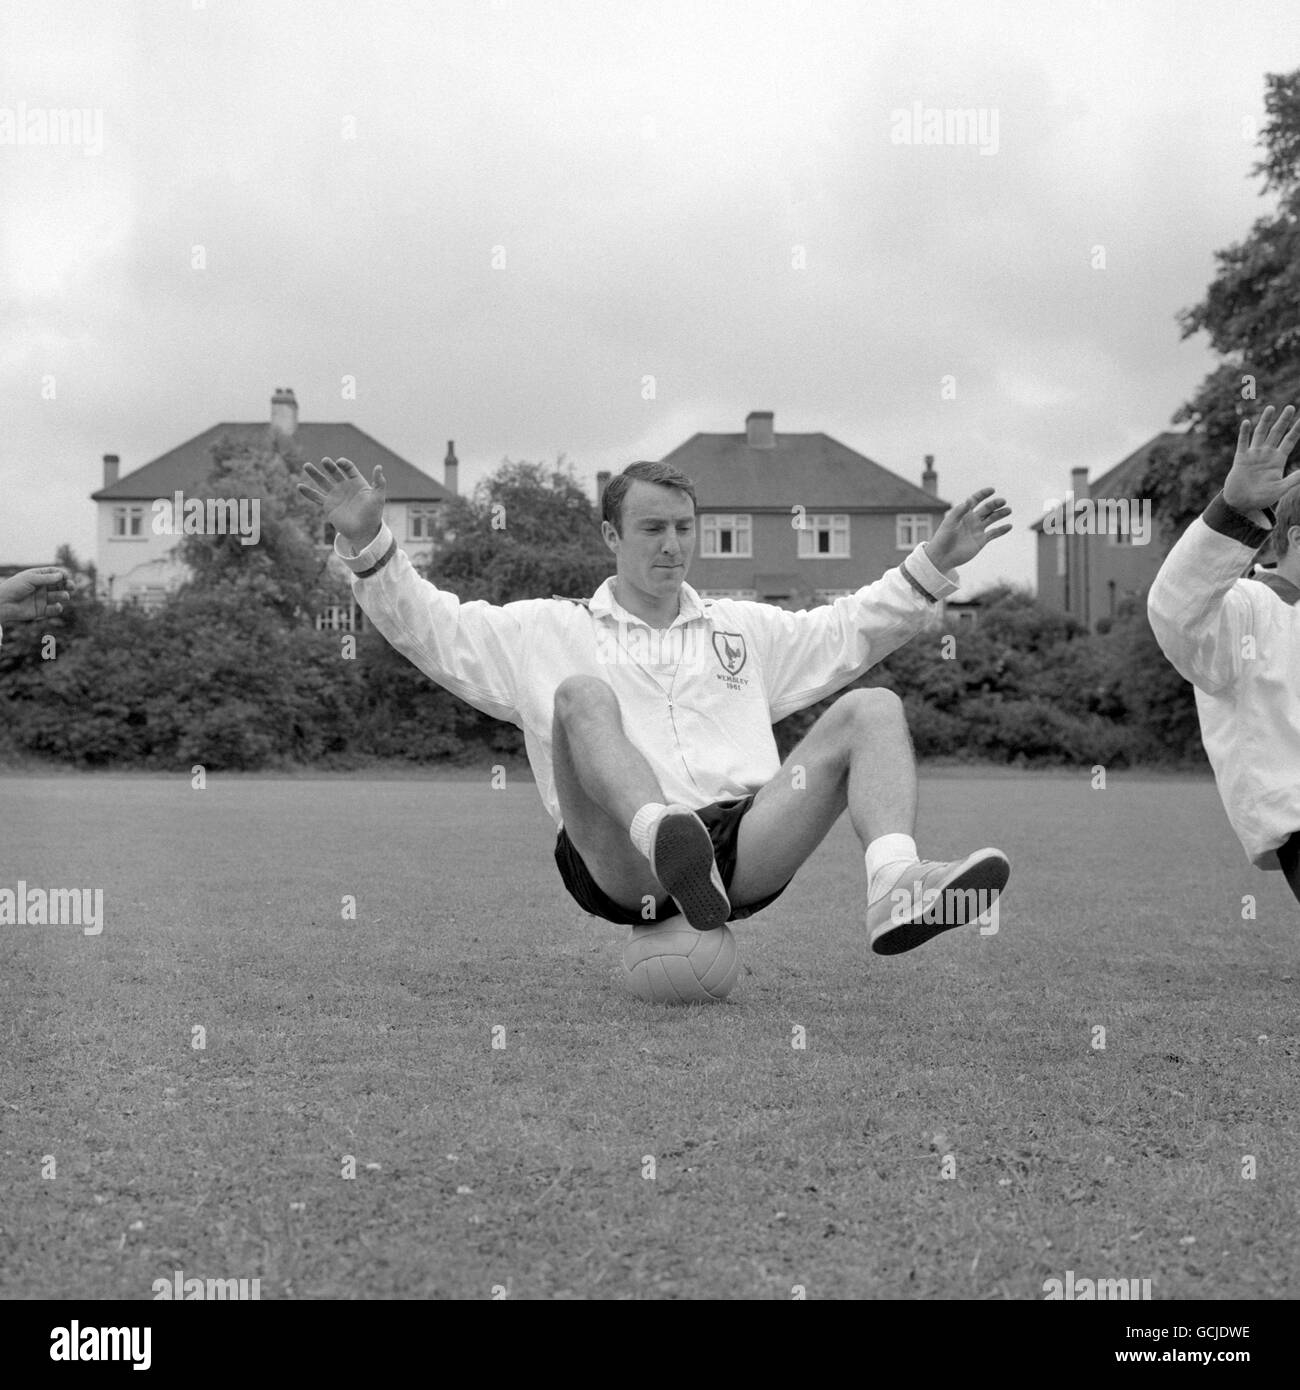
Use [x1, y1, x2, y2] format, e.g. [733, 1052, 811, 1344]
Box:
[1247, 568, 1300, 607]
[588, 576, 707, 627]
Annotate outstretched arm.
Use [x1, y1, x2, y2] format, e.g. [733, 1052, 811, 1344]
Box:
[748, 487, 1012, 720]
[297, 457, 525, 722]
[1148, 404, 1300, 695]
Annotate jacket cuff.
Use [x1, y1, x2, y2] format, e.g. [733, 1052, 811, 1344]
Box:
[335, 522, 395, 574]
[1204, 492, 1270, 549]
[900, 543, 958, 603]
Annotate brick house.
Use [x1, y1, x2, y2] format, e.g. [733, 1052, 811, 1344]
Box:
[1032, 430, 1189, 631]
[597, 411, 951, 610]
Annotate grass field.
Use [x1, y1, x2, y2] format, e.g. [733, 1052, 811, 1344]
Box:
[1, 769, 1297, 1301]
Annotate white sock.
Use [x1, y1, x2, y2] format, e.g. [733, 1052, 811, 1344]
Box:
[629, 802, 669, 860]
[865, 833, 918, 904]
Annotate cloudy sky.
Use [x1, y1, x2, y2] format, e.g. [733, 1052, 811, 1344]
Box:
[2, 0, 1294, 594]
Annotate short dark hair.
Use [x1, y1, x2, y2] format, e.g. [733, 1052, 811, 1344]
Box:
[1274, 486, 1300, 559]
[601, 461, 698, 535]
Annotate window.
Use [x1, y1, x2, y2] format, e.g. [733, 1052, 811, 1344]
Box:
[798, 514, 850, 558]
[1056, 533, 1067, 576]
[700, 514, 752, 558]
[895, 514, 933, 548]
[112, 506, 145, 538]
[316, 602, 355, 632]
[408, 504, 441, 540]
[699, 588, 758, 600]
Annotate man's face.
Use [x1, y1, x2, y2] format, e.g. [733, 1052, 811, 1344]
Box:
[604, 480, 696, 601]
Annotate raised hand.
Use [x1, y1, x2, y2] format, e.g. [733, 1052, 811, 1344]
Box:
[0, 567, 70, 624]
[1222, 404, 1300, 516]
[924, 488, 1012, 572]
[297, 457, 387, 551]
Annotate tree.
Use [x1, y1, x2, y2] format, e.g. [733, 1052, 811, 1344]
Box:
[1139, 69, 1300, 539]
[176, 431, 347, 623]
[53, 542, 97, 597]
[427, 457, 613, 603]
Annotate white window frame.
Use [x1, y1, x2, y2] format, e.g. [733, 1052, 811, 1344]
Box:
[316, 601, 356, 632]
[112, 505, 145, 538]
[408, 504, 441, 540]
[798, 514, 850, 558]
[700, 514, 752, 558]
[895, 513, 933, 549]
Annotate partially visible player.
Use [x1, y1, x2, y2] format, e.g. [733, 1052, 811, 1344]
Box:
[1148, 403, 1300, 899]
[300, 456, 1014, 953]
[0, 567, 69, 650]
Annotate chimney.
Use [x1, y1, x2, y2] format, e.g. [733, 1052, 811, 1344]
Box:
[922, 453, 937, 495]
[444, 440, 459, 495]
[270, 387, 298, 436]
[1071, 466, 1089, 501]
[103, 453, 120, 489]
[746, 410, 775, 449]
[596, 469, 611, 505]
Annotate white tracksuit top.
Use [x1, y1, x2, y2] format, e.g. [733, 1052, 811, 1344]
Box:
[337, 522, 958, 827]
[1148, 491, 1300, 869]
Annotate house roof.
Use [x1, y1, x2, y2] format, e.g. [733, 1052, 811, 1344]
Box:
[1030, 430, 1193, 533]
[91, 423, 451, 503]
[661, 431, 949, 511]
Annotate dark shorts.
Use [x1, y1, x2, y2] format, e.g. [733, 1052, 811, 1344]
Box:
[1279, 830, 1300, 904]
[554, 795, 792, 926]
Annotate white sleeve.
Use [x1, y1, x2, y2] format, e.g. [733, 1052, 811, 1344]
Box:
[335, 523, 526, 723]
[743, 544, 958, 720]
[1147, 494, 1265, 697]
